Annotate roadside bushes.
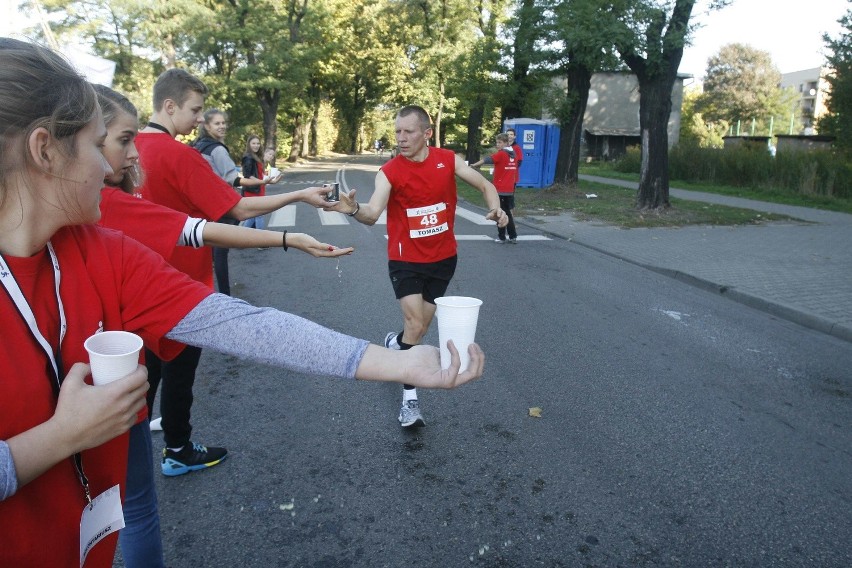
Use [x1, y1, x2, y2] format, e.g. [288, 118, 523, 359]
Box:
[613, 144, 852, 199]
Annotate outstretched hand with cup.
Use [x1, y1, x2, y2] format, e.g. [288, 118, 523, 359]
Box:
[355, 341, 484, 389]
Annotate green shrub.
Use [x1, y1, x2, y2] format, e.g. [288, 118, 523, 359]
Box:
[613, 145, 642, 173]
[662, 143, 852, 199]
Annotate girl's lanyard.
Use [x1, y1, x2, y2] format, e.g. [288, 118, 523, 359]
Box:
[0, 242, 92, 505]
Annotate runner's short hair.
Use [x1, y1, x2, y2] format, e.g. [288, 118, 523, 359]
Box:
[397, 105, 432, 132]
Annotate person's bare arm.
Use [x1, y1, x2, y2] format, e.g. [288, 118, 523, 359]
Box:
[226, 186, 331, 221]
[237, 176, 266, 189]
[453, 155, 508, 227]
[202, 223, 353, 257]
[355, 342, 484, 388]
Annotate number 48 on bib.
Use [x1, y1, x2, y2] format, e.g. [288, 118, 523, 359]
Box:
[406, 202, 449, 238]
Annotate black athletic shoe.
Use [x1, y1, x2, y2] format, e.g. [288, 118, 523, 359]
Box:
[162, 441, 228, 477]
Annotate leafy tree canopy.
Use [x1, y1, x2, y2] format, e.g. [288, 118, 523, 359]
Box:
[698, 42, 795, 125]
[820, 5, 852, 147]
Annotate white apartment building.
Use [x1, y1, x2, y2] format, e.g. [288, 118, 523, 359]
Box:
[779, 67, 831, 133]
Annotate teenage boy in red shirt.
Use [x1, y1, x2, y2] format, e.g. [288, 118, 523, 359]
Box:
[471, 133, 519, 243]
[136, 68, 331, 476]
[506, 127, 523, 181]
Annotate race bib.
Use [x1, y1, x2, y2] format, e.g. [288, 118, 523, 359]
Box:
[407, 203, 449, 238]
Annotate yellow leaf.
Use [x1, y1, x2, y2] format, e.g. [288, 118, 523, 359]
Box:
[528, 407, 542, 418]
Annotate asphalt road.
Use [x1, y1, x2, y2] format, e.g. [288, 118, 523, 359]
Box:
[132, 155, 852, 567]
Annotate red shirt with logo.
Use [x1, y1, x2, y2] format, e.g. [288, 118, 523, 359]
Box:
[136, 132, 241, 288]
[490, 148, 518, 195]
[381, 147, 458, 263]
[0, 225, 211, 567]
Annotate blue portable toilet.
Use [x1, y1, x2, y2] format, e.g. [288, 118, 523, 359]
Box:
[542, 122, 561, 186]
[503, 118, 560, 188]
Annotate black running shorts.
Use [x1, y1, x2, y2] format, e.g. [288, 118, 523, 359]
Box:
[388, 256, 458, 303]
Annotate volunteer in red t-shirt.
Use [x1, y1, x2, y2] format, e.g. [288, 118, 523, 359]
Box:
[326, 105, 507, 427]
[0, 41, 485, 567]
[135, 68, 336, 478]
[506, 127, 523, 182]
[470, 132, 520, 243]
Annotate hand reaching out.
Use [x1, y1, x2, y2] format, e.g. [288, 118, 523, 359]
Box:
[355, 340, 485, 388]
[285, 232, 355, 257]
[400, 341, 485, 389]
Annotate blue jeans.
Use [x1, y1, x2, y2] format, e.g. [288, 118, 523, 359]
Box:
[119, 421, 165, 568]
[242, 215, 265, 231]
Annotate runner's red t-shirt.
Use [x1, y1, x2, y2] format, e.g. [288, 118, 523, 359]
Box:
[0, 225, 211, 567]
[136, 132, 241, 287]
[381, 147, 458, 263]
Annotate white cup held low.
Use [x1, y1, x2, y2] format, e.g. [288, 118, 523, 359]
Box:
[84, 331, 143, 386]
[435, 296, 483, 372]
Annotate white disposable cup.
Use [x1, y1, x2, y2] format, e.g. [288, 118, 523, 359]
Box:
[268, 167, 280, 178]
[435, 296, 483, 372]
[84, 331, 143, 385]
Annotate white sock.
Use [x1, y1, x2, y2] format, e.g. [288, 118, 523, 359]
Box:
[167, 446, 184, 453]
[402, 388, 418, 402]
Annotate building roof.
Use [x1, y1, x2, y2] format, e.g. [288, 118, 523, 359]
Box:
[585, 128, 640, 137]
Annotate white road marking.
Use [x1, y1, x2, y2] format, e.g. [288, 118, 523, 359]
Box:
[266, 203, 550, 241]
[267, 205, 296, 228]
[318, 209, 349, 225]
[454, 207, 494, 225]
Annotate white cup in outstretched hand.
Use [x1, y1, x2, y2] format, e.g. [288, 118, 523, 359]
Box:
[435, 296, 483, 372]
[84, 331, 143, 385]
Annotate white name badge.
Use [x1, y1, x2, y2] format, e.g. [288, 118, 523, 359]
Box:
[407, 202, 449, 239]
[80, 484, 124, 567]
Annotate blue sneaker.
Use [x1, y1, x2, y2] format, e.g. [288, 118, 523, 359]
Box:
[162, 442, 228, 477]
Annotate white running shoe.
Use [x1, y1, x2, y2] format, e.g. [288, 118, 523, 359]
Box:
[398, 399, 426, 428]
[384, 332, 401, 350]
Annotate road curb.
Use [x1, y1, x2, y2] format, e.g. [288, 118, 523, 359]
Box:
[462, 199, 852, 344]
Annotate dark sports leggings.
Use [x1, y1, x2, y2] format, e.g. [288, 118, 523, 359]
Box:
[145, 346, 203, 449]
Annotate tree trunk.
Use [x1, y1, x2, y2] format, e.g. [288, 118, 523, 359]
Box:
[554, 62, 591, 186]
[635, 75, 673, 210]
[288, 114, 304, 162]
[434, 78, 445, 148]
[257, 88, 280, 159]
[617, 0, 695, 211]
[309, 101, 319, 156]
[466, 103, 485, 163]
[503, 0, 535, 119]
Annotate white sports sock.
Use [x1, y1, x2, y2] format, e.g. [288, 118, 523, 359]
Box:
[402, 388, 418, 402]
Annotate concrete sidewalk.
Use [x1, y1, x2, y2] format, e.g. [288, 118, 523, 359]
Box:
[519, 174, 852, 343]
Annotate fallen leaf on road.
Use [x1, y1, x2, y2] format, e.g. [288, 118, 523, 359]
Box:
[528, 407, 542, 418]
